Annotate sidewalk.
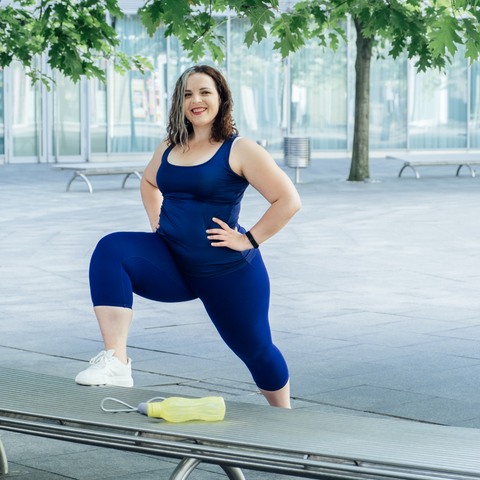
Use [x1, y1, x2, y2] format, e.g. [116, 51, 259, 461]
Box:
[1, 157, 480, 479]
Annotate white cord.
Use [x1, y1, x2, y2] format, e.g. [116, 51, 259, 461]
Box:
[101, 396, 166, 413]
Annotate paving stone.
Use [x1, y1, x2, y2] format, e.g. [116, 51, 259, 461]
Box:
[303, 385, 437, 415]
[17, 448, 173, 480]
[381, 397, 480, 425]
[2, 158, 480, 478]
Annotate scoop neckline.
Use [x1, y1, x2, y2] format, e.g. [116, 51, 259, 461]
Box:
[166, 139, 227, 168]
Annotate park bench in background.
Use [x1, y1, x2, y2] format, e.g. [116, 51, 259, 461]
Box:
[52, 162, 147, 193]
[387, 154, 480, 179]
[1, 367, 480, 480]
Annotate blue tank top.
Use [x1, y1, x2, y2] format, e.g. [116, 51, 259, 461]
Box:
[156, 135, 256, 277]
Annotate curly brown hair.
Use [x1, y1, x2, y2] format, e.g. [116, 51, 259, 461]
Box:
[166, 65, 239, 150]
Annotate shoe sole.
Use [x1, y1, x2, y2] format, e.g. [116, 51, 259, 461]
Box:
[75, 376, 134, 387]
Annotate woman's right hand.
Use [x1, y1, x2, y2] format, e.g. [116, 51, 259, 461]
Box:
[150, 219, 160, 232]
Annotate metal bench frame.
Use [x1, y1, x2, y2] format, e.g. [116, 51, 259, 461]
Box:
[2, 367, 480, 480]
[52, 162, 147, 193]
[0, 439, 7, 475]
[387, 155, 480, 179]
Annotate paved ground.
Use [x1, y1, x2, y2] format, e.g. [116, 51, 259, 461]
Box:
[0, 156, 479, 479]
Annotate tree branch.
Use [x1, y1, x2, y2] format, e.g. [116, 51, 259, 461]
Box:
[192, 0, 212, 44]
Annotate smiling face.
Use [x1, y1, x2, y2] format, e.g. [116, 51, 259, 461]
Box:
[184, 73, 221, 131]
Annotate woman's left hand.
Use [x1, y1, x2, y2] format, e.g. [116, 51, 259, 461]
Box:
[206, 217, 253, 252]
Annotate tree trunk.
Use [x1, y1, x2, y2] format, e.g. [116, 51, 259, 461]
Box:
[348, 17, 373, 182]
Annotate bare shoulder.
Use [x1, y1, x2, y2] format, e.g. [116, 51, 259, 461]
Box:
[230, 137, 276, 177]
[143, 139, 170, 186]
[152, 139, 170, 164]
[231, 137, 270, 159]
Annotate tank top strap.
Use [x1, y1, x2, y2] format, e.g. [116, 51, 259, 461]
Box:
[220, 135, 239, 167]
[162, 144, 174, 163]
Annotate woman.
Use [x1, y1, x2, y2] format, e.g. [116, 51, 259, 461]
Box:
[76, 65, 301, 408]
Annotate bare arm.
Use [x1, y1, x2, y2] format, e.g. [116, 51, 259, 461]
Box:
[207, 138, 301, 250]
[141, 140, 169, 232]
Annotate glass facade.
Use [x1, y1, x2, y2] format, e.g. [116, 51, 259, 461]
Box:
[369, 47, 408, 149]
[111, 15, 168, 153]
[291, 26, 348, 149]
[0, 68, 3, 156]
[471, 61, 480, 148]
[11, 60, 41, 158]
[230, 19, 284, 150]
[1, 15, 480, 162]
[53, 72, 82, 156]
[409, 47, 468, 148]
[90, 60, 108, 154]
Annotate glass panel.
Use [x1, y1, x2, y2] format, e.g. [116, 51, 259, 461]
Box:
[11, 60, 40, 157]
[112, 15, 168, 153]
[290, 25, 348, 149]
[348, 20, 355, 150]
[229, 18, 284, 150]
[90, 60, 108, 153]
[369, 46, 407, 149]
[409, 48, 467, 148]
[469, 61, 480, 147]
[0, 68, 4, 155]
[53, 73, 81, 156]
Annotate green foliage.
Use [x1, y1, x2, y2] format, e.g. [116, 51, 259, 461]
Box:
[136, 0, 480, 74]
[4, 0, 480, 86]
[0, 0, 152, 90]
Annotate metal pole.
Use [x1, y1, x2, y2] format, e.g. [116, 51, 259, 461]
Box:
[106, 12, 112, 155]
[286, 54, 291, 137]
[406, 56, 410, 150]
[4, 66, 12, 163]
[55, 72, 60, 162]
[467, 60, 471, 149]
[0, 439, 7, 475]
[40, 54, 49, 163]
[83, 76, 91, 162]
[166, 37, 171, 107]
[226, 16, 231, 83]
[346, 14, 351, 151]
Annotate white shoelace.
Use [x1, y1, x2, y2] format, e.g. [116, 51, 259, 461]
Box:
[89, 351, 111, 365]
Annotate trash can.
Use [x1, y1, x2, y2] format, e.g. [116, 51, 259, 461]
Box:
[284, 137, 310, 183]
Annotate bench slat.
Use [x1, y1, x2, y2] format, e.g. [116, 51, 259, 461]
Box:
[52, 162, 148, 172]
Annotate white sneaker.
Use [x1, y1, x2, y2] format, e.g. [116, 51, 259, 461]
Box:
[75, 350, 134, 387]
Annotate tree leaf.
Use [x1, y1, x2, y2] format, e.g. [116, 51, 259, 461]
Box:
[429, 15, 462, 57]
[328, 32, 339, 52]
[105, 0, 124, 18]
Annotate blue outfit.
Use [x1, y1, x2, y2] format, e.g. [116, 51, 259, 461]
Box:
[157, 135, 255, 277]
[89, 135, 289, 391]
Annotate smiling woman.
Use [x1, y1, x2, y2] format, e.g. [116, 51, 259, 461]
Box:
[76, 65, 301, 409]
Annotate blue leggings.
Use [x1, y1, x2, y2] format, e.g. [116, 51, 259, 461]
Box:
[89, 232, 289, 391]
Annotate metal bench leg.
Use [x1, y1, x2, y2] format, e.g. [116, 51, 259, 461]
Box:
[398, 164, 419, 179]
[66, 172, 93, 193]
[122, 171, 142, 189]
[0, 439, 8, 475]
[456, 164, 475, 177]
[221, 465, 246, 480]
[169, 457, 245, 480]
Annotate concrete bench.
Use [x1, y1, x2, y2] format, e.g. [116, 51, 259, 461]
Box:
[387, 154, 480, 179]
[1, 367, 480, 480]
[52, 162, 147, 193]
